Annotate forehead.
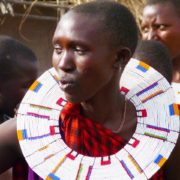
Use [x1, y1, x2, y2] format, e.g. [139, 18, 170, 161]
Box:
[53, 12, 106, 44]
[143, 3, 180, 21]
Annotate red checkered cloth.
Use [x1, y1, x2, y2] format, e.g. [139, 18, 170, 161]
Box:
[60, 102, 164, 179]
[60, 102, 126, 156]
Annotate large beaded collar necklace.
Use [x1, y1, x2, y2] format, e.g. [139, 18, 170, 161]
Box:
[17, 59, 179, 179]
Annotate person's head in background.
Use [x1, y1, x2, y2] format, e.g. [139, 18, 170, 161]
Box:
[141, 0, 180, 82]
[133, 40, 173, 83]
[0, 35, 38, 121]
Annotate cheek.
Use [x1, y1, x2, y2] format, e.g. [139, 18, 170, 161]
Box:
[80, 65, 111, 90]
[160, 31, 180, 50]
[75, 55, 92, 69]
[158, 28, 180, 42]
[142, 33, 148, 40]
[76, 58, 100, 78]
[52, 52, 59, 69]
[167, 31, 180, 44]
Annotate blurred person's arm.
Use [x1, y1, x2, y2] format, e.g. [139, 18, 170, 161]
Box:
[0, 118, 22, 174]
[0, 168, 12, 180]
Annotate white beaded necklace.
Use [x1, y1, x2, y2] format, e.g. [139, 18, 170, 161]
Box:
[17, 59, 179, 179]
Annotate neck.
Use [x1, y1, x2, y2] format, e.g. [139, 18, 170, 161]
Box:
[80, 88, 137, 141]
[81, 87, 124, 126]
[172, 57, 180, 83]
[78, 73, 137, 140]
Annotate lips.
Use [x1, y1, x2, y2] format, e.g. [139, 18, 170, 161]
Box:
[58, 79, 76, 92]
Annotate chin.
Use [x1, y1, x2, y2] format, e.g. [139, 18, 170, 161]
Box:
[64, 93, 81, 104]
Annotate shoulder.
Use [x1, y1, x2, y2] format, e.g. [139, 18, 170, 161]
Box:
[0, 118, 22, 173]
[0, 118, 17, 144]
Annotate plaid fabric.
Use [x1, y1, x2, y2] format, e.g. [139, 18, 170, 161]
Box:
[60, 102, 164, 178]
[60, 102, 126, 156]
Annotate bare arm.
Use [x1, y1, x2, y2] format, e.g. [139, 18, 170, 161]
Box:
[0, 118, 22, 174]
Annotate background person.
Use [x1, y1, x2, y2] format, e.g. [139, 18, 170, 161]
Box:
[132, 39, 179, 180]
[0, 35, 38, 123]
[141, 0, 180, 103]
[0, 35, 38, 180]
[133, 39, 173, 83]
[141, 1, 180, 176]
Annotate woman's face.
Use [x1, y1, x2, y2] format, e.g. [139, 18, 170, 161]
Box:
[141, 3, 180, 60]
[52, 12, 119, 103]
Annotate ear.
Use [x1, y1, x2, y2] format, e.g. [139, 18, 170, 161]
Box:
[113, 47, 131, 69]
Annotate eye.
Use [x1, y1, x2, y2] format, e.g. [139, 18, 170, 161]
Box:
[141, 26, 149, 34]
[74, 46, 87, 55]
[54, 45, 63, 55]
[158, 24, 167, 31]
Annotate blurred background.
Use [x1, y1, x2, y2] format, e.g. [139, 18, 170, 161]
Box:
[0, 0, 146, 74]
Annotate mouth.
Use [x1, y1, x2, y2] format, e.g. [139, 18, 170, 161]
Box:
[58, 79, 76, 92]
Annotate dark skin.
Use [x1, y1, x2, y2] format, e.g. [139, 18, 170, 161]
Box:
[141, 2, 180, 83]
[0, 119, 21, 173]
[0, 10, 178, 180]
[0, 60, 38, 121]
[0, 11, 136, 174]
[141, 3, 180, 180]
[52, 11, 137, 140]
[0, 59, 38, 174]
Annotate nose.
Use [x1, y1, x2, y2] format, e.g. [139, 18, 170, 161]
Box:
[146, 29, 158, 40]
[58, 51, 75, 72]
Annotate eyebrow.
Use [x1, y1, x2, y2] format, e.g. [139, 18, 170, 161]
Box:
[52, 37, 91, 49]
